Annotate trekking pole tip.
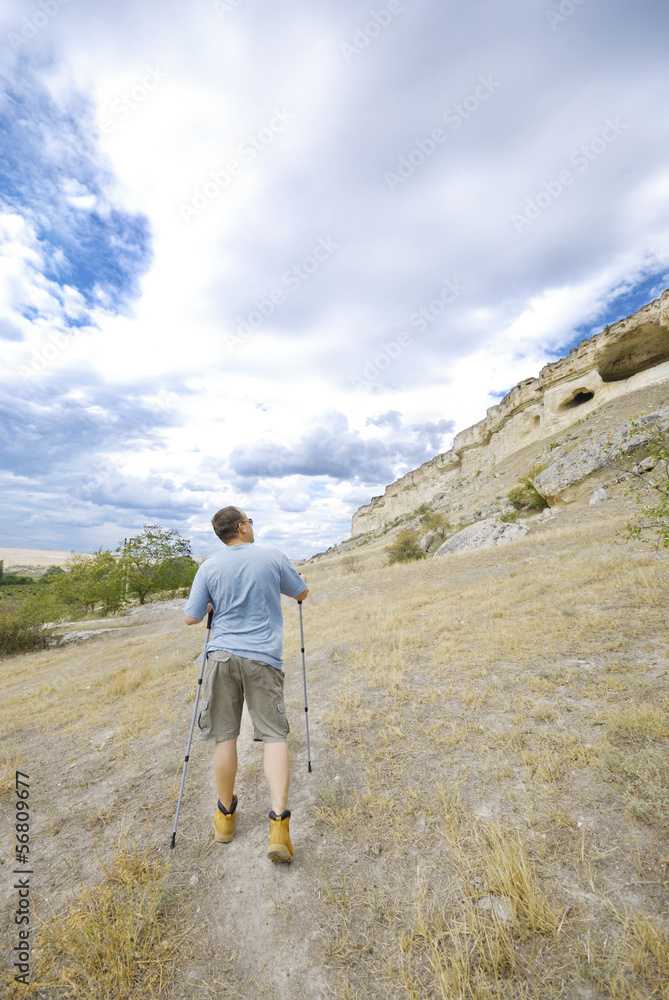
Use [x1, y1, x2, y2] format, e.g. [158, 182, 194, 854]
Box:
[308, 761, 312, 773]
[169, 833, 176, 849]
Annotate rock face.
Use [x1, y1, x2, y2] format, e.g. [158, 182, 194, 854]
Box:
[353, 290, 669, 533]
[534, 405, 669, 505]
[433, 518, 528, 557]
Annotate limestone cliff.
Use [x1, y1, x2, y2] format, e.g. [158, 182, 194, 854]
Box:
[352, 289, 669, 534]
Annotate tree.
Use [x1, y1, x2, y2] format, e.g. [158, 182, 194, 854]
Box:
[49, 551, 125, 616]
[117, 525, 198, 604]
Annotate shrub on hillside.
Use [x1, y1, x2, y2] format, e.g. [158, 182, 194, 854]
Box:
[500, 510, 522, 523]
[616, 421, 669, 548]
[385, 529, 426, 565]
[0, 561, 34, 586]
[342, 554, 363, 574]
[419, 510, 452, 544]
[507, 463, 548, 511]
[0, 601, 54, 656]
[39, 565, 66, 583]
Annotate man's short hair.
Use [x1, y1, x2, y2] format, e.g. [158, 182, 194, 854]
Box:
[212, 506, 245, 543]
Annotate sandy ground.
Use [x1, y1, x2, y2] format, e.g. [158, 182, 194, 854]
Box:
[0, 548, 78, 573]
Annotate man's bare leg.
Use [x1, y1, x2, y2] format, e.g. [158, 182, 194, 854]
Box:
[214, 738, 238, 809]
[264, 741, 289, 814]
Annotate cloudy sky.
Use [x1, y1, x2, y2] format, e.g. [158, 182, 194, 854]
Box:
[1, 0, 668, 560]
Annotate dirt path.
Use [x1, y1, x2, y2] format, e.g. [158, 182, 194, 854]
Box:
[164, 643, 335, 999]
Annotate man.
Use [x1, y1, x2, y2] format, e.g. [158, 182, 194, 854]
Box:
[184, 506, 308, 862]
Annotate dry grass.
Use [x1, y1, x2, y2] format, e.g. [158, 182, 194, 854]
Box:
[0, 744, 24, 796]
[0, 626, 205, 746]
[304, 507, 669, 998]
[4, 845, 184, 1000]
[1, 499, 667, 998]
[578, 909, 669, 998]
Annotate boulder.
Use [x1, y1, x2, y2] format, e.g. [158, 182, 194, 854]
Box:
[589, 487, 608, 505]
[433, 518, 528, 557]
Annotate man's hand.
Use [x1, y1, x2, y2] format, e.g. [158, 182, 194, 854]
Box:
[295, 588, 309, 602]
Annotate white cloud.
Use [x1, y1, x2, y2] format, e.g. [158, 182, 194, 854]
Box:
[0, 0, 668, 556]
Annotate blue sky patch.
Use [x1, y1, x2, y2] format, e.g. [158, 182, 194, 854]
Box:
[0, 60, 152, 318]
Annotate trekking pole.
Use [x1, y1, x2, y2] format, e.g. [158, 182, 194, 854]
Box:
[298, 601, 312, 773]
[170, 605, 213, 849]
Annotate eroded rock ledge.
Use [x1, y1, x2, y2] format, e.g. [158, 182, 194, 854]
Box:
[353, 289, 669, 533]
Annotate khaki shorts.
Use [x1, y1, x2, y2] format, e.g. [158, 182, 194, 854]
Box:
[197, 650, 290, 743]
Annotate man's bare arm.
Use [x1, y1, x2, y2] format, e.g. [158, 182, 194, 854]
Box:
[185, 602, 212, 626]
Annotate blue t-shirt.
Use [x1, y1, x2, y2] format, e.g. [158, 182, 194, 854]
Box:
[184, 543, 306, 669]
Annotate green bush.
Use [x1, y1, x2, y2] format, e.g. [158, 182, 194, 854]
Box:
[507, 464, 548, 511]
[0, 601, 54, 656]
[0, 560, 34, 586]
[385, 529, 426, 565]
[39, 565, 66, 583]
[500, 511, 522, 523]
[420, 510, 452, 536]
[49, 550, 126, 616]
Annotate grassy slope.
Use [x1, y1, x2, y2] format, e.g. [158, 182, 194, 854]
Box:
[303, 505, 669, 998]
[0, 505, 668, 998]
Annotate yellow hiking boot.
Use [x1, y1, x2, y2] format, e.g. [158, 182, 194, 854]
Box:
[267, 809, 294, 863]
[213, 795, 238, 843]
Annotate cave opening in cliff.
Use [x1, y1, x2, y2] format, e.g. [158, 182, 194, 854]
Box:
[561, 390, 595, 410]
[597, 324, 669, 381]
